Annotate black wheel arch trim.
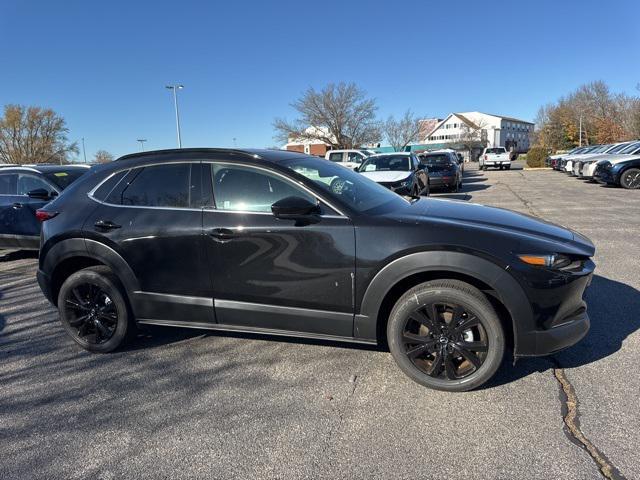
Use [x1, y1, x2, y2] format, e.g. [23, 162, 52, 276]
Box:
[355, 251, 534, 356]
[42, 238, 140, 302]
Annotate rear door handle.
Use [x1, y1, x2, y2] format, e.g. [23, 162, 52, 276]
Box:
[208, 228, 235, 241]
[12, 203, 23, 209]
[94, 220, 121, 231]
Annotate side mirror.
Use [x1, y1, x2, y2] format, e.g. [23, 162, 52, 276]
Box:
[353, 166, 360, 172]
[271, 196, 320, 219]
[27, 188, 51, 200]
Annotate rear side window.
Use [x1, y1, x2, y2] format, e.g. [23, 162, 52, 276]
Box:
[115, 164, 191, 208]
[93, 170, 128, 201]
[328, 152, 343, 162]
[0, 173, 17, 195]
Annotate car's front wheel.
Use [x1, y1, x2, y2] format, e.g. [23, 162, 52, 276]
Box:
[620, 168, 640, 189]
[57, 266, 135, 353]
[387, 279, 505, 392]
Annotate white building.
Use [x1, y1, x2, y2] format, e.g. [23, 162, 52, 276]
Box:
[422, 112, 534, 154]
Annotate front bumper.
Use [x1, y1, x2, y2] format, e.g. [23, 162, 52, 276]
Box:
[429, 176, 456, 188]
[516, 308, 590, 357]
[594, 165, 616, 184]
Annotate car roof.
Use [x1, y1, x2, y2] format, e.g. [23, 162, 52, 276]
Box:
[116, 148, 313, 164]
[365, 152, 412, 157]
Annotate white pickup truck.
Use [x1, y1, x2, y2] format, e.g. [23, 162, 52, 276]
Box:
[479, 147, 511, 171]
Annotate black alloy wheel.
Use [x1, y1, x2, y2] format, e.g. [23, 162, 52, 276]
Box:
[57, 266, 135, 352]
[620, 168, 640, 189]
[387, 280, 504, 391]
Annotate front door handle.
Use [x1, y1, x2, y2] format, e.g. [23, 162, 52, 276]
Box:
[12, 202, 23, 209]
[94, 220, 121, 231]
[208, 228, 235, 242]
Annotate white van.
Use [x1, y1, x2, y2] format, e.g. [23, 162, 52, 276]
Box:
[325, 149, 376, 169]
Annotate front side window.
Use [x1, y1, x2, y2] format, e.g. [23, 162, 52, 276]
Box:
[211, 164, 316, 213]
[17, 174, 53, 196]
[120, 163, 191, 208]
[0, 173, 17, 195]
[347, 152, 364, 164]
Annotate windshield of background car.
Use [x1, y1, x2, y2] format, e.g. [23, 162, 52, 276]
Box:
[590, 145, 610, 153]
[279, 157, 409, 214]
[44, 169, 87, 190]
[607, 143, 630, 154]
[485, 148, 506, 154]
[421, 154, 455, 172]
[619, 142, 640, 154]
[359, 155, 411, 172]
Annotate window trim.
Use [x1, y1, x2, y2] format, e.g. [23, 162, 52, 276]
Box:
[88, 160, 348, 218]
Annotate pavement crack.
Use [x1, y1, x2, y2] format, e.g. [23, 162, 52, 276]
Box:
[550, 359, 626, 480]
[316, 375, 358, 464]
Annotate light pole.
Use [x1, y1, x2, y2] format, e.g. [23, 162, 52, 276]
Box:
[165, 84, 184, 148]
[137, 139, 147, 151]
[81, 137, 87, 163]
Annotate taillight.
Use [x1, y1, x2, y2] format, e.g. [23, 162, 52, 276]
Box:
[36, 210, 58, 222]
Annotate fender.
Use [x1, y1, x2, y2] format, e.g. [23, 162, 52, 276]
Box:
[43, 237, 140, 297]
[354, 251, 534, 355]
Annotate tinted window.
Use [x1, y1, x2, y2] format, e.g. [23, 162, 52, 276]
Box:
[44, 169, 87, 190]
[17, 174, 53, 195]
[328, 152, 343, 162]
[93, 170, 129, 201]
[485, 148, 506, 154]
[121, 164, 190, 208]
[212, 164, 316, 213]
[347, 152, 364, 164]
[421, 154, 455, 166]
[0, 173, 17, 195]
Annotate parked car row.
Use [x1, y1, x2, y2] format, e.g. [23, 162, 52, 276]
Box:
[548, 141, 640, 189]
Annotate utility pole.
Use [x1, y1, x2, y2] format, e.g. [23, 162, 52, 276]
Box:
[82, 137, 87, 163]
[137, 139, 147, 151]
[165, 84, 184, 148]
[579, 115, 583, 147]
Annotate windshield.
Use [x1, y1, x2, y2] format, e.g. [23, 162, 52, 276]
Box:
[619, 142, 640, 154]
[279, 157, 408, 214]
[590, 145, 610, 153]
[359, 155, 411, 172]
[485, 148, 506, 154]
[606, 143, 630, 154]
[44, 169, 87, 190]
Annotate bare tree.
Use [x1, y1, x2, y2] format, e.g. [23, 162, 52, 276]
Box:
[383, 110, 423, 152]
[273, 82, 380, 149]
[456, 118, 489, 160]
[94, 150, 114, 164]
[0, 105, 78, 164]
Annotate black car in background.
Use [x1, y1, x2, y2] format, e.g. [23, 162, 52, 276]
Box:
[419, 152, 462, 192]
[0, 164, 90, 249]
[594, 155, 640, 189]
[36, 149, 595, 392]
[357, 152, 429, 196]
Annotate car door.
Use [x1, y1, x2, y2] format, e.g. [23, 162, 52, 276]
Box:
[202, 161, 356, 337]
[14, 173, 59, 248]
[83, 161, 213, 323]
[0, 173, 19, 248]
[412, 155, 428, 192]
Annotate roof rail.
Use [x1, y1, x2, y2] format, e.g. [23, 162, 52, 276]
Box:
[115, 148, 261, 162]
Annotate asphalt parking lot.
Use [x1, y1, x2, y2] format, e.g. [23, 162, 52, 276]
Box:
[1, 161, 638, 480]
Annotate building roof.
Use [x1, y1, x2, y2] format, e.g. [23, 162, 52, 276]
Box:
[458, 111, 534, 124]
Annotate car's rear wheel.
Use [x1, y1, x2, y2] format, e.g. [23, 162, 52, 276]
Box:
[505, 165, 511, 170]
[57, 266, 135, 353]
[620, 168, 640, 189]
[387, 280, 505, 392]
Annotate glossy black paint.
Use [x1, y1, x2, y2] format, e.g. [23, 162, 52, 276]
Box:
[0, 165, 89, 249]
[37, 149, 596, 358]
[594, 157, 640, 187]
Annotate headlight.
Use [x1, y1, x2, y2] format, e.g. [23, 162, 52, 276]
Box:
[396, 178, 411, 188]
[518, 254, 573, 269]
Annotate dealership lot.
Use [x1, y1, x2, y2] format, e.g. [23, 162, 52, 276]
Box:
[1, 162, 639, 479]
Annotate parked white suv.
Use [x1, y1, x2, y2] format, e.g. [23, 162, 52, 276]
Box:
[479, 147, 511, 170]
[325, 149, 376, 169]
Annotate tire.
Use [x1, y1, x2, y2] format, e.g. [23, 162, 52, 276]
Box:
[387, 279, 505, 392]
[57, 266, 136, 353]
[499, 165, 504, 170]
[505, 165, 511, 170]
[620, 168, 640, 189]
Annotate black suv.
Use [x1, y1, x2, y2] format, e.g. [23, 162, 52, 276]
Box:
[36, 149, 595, 391]
[0, 164, 90, 249]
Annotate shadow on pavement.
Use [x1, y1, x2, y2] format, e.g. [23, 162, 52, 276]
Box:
[0, 250, 39, 262]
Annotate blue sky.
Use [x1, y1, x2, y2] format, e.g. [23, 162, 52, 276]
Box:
[1, 0, 639, 160]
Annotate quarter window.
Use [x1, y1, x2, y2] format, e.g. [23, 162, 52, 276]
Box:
[211, 164, 316, 213]
[120, 164, 191, 208]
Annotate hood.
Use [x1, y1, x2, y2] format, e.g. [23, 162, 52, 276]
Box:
[604, 154, 640, 165]
[360, 170, 411, 183]
[397, 198, 580, 243]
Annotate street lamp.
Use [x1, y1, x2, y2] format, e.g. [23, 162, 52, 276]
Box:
[165, 84, 184, 148]
[137, 139, 147, 151]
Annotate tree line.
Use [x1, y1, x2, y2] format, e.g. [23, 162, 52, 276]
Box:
[0, 104, 113, 164]
[534, 81, 640, 151]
